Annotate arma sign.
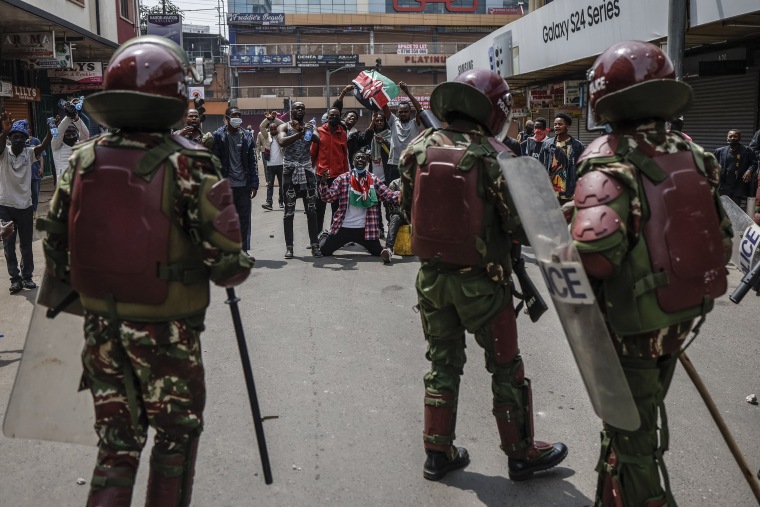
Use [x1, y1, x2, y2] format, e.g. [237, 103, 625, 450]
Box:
[1, 32, 54, 59]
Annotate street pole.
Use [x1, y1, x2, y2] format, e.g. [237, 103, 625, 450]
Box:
[667, 0, 686, 80]
[325, 65, 354, 111]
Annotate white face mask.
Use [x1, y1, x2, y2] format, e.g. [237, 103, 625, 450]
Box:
[229, 117, 243, 128]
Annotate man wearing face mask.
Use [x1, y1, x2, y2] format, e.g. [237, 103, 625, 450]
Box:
[211, 106, 259, 260]
[713, 129, 757, 208]
[520, 117, 547, 159]
[311, 107, 349, 234]
[52, 107, 90, 182]
[317, 150, 399, 257]
[0, 115, 52, 293]
[516, 120, 534, 144]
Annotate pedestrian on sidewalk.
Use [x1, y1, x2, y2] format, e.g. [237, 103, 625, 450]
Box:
[0, 116, 51, 293]
[211, 106, 259, 260]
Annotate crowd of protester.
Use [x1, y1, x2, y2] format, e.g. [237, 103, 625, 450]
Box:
[2, 85, 760, 295]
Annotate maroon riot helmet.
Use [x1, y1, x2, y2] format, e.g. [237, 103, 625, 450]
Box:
[587, 40, 692, 125]
[430, 69, 513, 137]
[86, 35, 198, 130]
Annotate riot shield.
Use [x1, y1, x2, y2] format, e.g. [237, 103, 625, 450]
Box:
[719, 196, 760, 275]
[498, 153, 640, 431]
[3, 271, 97, 446]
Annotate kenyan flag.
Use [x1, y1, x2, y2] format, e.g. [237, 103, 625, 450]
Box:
[352, 70, 399, 111]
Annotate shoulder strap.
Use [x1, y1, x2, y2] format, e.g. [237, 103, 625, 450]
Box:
[613, 138, 668, 184]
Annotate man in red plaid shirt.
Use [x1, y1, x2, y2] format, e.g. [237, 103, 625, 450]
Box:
[317, 151, 399, 256]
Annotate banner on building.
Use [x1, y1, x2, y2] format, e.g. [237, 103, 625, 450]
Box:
[230, 54, 294, 67]
[48, 62, 104, 85]
[227, 13, 285, 26]
[22, 42, 72, 70]
[147, 14, 182, 46]
[1, 32, 55, 59]
[529, 83, 564, 109]
[397, 44, 428, 54]
[296, 54, 358, 67]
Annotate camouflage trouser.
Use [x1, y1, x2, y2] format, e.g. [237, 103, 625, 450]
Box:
[416, 267, 530, 452]
[81, 311, 206, 491]
[595, 321, 692, 507]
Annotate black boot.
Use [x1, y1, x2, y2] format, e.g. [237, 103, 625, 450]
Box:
[507, 441, 568, 481]
[423, 446, 470, 481]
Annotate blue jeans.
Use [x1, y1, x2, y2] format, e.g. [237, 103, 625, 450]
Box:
[0, 205, 34, 283]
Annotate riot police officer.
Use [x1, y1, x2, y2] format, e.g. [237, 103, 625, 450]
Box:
[398, 69, 567, 482]
[570, 41, 732, 506]
[39, 36, 253, 507]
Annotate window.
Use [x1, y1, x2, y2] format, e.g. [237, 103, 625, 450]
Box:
[120, 0, 133, 21]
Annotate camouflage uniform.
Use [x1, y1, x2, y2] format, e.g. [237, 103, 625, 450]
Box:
[571, 124, 732, 507]
[42, 131, 252, 506]
[400, 122, 566, 481]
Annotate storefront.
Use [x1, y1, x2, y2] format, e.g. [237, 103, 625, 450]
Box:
[446, 0, 760, 146]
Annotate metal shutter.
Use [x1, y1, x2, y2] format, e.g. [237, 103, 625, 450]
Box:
[684, 71, 759, 153]
[0, 100, 32, 126]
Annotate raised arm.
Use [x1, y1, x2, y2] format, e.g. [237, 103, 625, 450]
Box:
[0, 112, 13, 156]
[34, 130, 53, 159]
[399, 81, 423, 126]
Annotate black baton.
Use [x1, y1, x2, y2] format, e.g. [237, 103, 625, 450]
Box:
[225, 287, 273, 485]
[46, 290, 80, 319]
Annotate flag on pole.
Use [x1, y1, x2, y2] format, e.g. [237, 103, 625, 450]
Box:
[352, 70, 399, 111]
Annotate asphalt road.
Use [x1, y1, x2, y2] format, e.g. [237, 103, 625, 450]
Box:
[0, 180, 757, 506]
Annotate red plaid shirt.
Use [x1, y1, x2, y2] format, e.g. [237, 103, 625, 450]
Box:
[318, 172, 400, 239]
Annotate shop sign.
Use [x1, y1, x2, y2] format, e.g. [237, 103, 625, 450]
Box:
[403, 55, 447, 65]
[391, 0, 478, 13]
[296, 54, 359, 67]
[230, 54, 294, 67]
[48, 62, 103, 84]
[529, 83, 564, 109]
[564, 80, 582, 106]
[397, 44, 428, 55]
[50, 83, 103, 95]
[22, 43, 72, 70]
[1, 31, 54, 59]
[147, 14, 182, 46]
[227, 13, 285, 26]
[388, 95, 430, 110]
[0, 81, 12, 97]
[12, 85, 41, 102]
[488, 7, 523, 15]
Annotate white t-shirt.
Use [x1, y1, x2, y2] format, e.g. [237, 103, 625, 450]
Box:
[388, 113, 420, 165]
[269, 137, 284, 165]
[0, 146, 34, 209]
[342, 202, 367, 228]
[371, 160, 385, 182]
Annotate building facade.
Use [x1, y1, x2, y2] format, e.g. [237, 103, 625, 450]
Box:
[224, 1, 525, 127]
[447, 0, 760, 150]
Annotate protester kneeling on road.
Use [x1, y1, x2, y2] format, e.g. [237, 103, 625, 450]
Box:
[317, 151, 400, 257]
